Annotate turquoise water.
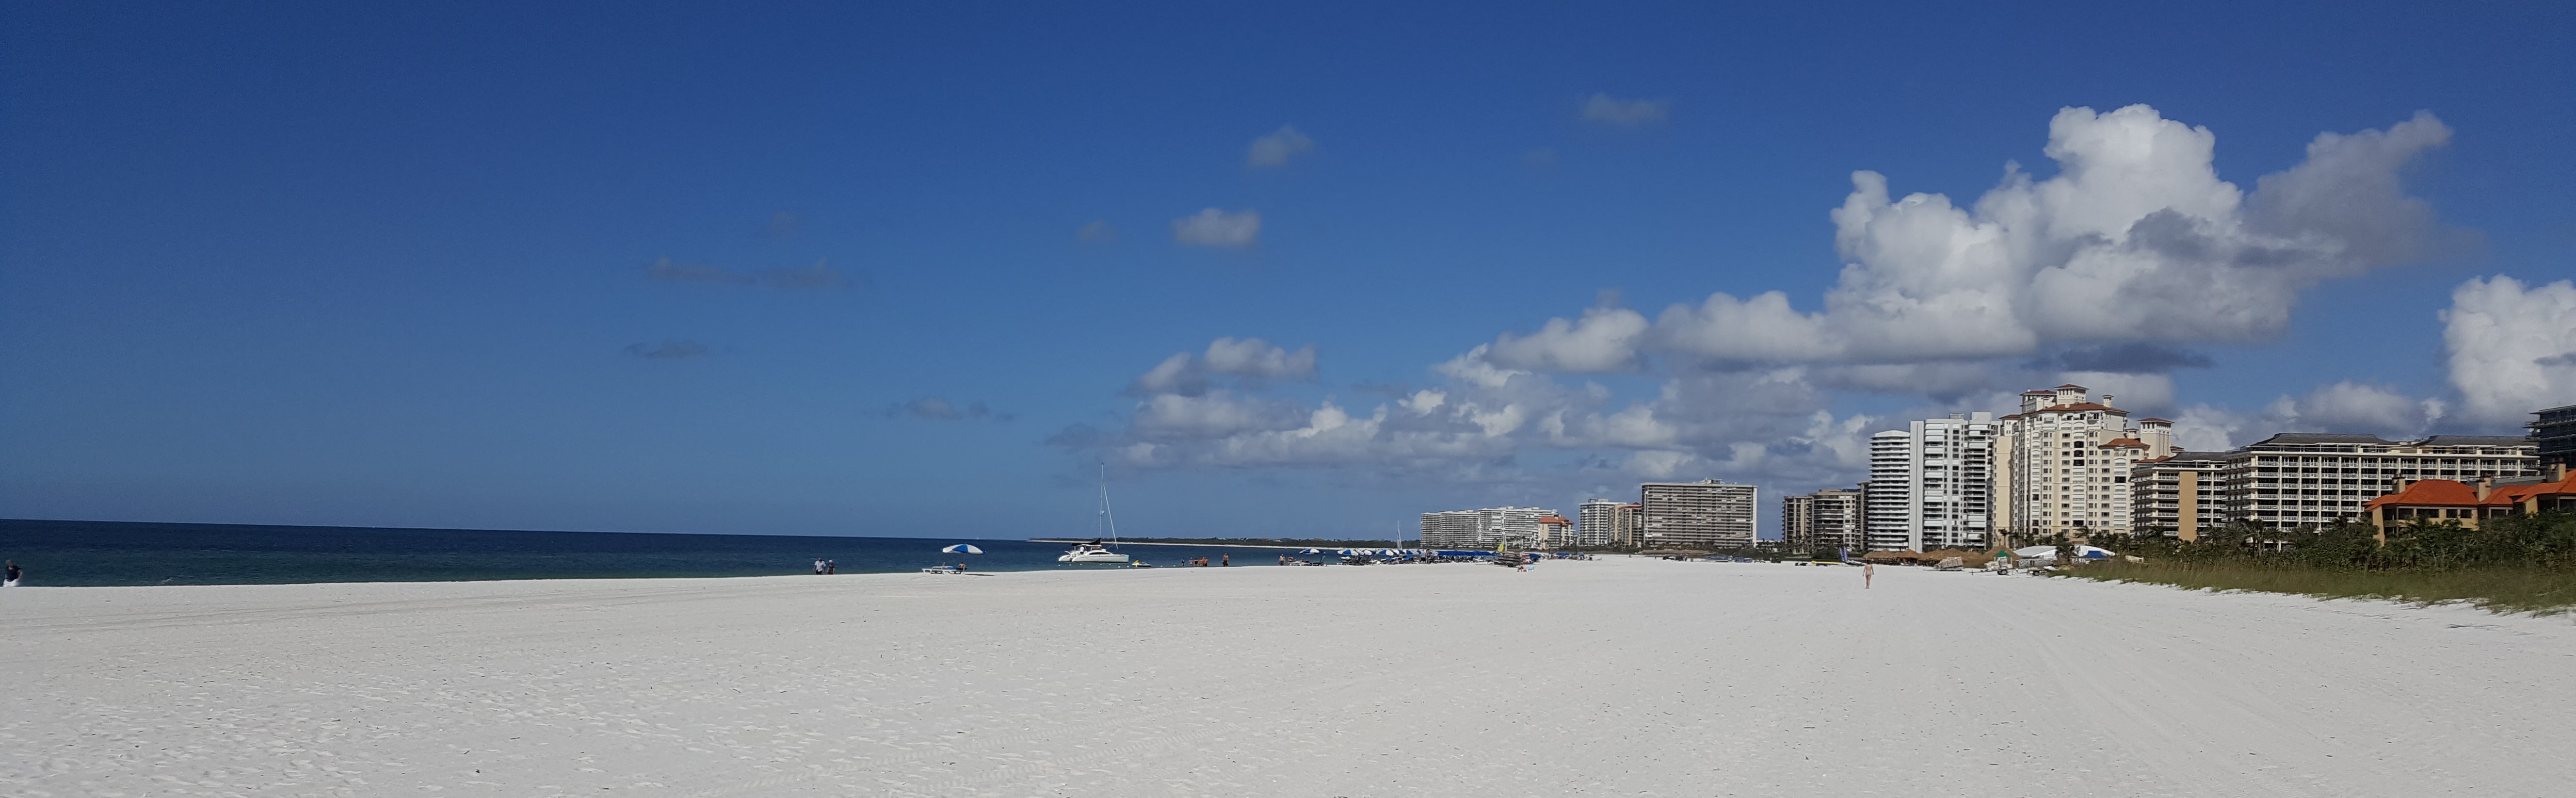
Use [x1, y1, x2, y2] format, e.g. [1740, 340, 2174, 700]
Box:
[0, 519, 1319, 586]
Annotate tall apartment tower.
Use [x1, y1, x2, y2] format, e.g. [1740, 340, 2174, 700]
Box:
[1782, 488, 1863, 555]
[1639, 480, 1758, 550]
[1577, 499, 1631, 547]
[1906, 413, 1998, 550]
[1612, 502, 1643, 547]
[1864, 430, 1914, 550]
[1994, 385, 2177, 545]
[2131, 451, 2229, 540]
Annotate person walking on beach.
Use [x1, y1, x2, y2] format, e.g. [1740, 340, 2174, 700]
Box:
[3, 560, 18, 587]
[825, 560, 837, 575]
[1221, 554, 1229, 567]
[1864, 562, 1874, 589]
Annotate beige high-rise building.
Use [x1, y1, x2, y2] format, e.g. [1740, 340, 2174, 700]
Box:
[1994, 384, 2179, 545]
[1640, 480, 1757, 550]
[2131, 451, 2229, 540]
[1781, 488, 1862, 555]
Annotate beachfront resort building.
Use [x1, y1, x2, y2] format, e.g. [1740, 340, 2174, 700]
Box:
[2217, 433, 2537, 528]
[2129, 451, 2230, 540]
[1781, 488, 1862, 555]
[2362, 464, 2576, 538]
[1992, 385, 2179, 545]
[1419, 506, 1562, 549]
[1535, 514, 1576, 548]
[2533, 404, 2576, 473]
[1578, 499, 1638, 548]
[1866, 414, 2000, 551]
[1639, 480, 1757, 550]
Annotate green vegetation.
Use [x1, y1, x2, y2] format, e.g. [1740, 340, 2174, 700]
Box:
[2061, 512, 2576, 615]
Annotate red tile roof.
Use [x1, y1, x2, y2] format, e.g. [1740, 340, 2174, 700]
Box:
[2100, 438, 2146, 448]
[2365, 474, 2576, 509]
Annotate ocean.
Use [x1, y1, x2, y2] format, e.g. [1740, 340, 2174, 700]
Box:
[0, 519, 1344, 587]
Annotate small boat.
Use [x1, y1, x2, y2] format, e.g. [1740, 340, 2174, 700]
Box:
[1058, 539, 1131, 565]
[1058, 465, 1133, 565]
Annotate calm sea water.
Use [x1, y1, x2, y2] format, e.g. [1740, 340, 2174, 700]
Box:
[0, 519, 1336, 587]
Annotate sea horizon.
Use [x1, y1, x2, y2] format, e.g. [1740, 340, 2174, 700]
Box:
[0, 518, 1333, 587]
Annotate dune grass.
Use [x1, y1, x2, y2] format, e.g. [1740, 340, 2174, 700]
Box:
[2069, 560, 2576, 616]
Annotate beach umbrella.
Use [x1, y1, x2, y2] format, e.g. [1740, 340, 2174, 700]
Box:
[941, 544, 985, 555]
[1301, 548, 1320, 554]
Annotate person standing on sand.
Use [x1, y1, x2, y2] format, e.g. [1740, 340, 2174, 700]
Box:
[1864, 562, 1874, 589]
[1221, 554, 1229, 567]
[3, 560, 19, 587]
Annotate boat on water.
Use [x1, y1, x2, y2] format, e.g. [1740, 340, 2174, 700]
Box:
[1058, 539, 1130, 564]
[1058, 465, 1134, 565]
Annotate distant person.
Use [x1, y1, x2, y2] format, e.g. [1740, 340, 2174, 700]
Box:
[825, 560, 837, 575]
[1221, 554, 1230, 567]
[1864, 562, 1874, 589]
[1278, 554, 1287, 566]
[3, 560, 18, 587]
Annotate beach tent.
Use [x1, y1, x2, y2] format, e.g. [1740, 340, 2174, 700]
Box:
[941, 544, 984, 554]
[2009, 545, 2116, 563]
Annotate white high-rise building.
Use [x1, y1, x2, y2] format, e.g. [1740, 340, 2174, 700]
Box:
[1577, 499, 1630, 547]
[1420, 506, 1559, 549]
[1906, 413, 1998, 550]
[1865, 430, 1913, 551]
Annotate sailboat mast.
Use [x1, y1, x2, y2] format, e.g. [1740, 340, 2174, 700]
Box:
[1098, 462, 1119, 546]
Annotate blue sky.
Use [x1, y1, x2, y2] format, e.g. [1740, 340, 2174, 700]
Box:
[5, 1, 2572, 539]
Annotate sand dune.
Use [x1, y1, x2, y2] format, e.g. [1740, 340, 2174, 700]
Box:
[4, 557, 2571, 797]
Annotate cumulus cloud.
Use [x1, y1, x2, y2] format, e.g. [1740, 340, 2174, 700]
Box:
[1130, 337, 1318, 396]
[624, 340, 710, 359]
[2443, 275, 2576, 423]
[2173, 380, 2447, 449]
[886, 396, 1011, 422]
[1171, 208, 1261, 248]
[1647, 106, 2451, 367]
[1485, 304, 1649, 372]
[1246, 125, 1315, 168]
[1582, 94, 1668, 126]
[645, 257, 849, 290]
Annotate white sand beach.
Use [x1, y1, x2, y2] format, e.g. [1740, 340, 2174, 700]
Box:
[5, 557, 2572, 797]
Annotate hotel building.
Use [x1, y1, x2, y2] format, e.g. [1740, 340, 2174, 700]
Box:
[2217, 433, 2536, 528]
[1640, 480, 1758, 550]
[1578, 499, 1639, 548]
[2129, 451, 2230, 540]
[1994, 385, 2177, 544]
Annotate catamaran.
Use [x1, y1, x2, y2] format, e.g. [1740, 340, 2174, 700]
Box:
[1058, 465, 1133, 565]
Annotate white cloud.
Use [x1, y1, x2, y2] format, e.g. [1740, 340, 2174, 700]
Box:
[2173, 380, 2446, 449]
[1171, 208, 1262, 248]
[1130, 337, 1319, 396]
[1485, 306, 1649, 372]
[1204, 337, 1318, 380]
[2053, 371, 2175, 414]
[1246, 125, 1315, 168]
[2443, 275, 2576, 423]
[1582, 94, 1668, 126]
[1649, 105, 2451, 366]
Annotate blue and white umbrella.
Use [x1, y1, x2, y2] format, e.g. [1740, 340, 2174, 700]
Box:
[1301, 548, 1321, 554]
[941, 544, 985, 555]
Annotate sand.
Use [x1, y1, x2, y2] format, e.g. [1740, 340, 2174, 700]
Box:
[4, 558, 2572, 797]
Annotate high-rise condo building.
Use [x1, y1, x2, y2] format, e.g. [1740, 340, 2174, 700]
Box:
[2218, 433, 2535, 528]
[2130, 451, 2230, 540]
[1578, 499, 1636, 548]
[1639, 480, 1757, 550]
[2532, 404, 2576, 473]
[1994, 385, 2178, 544]
[1781, 488, 1862, 555]
[1419, 510, 1480, 549]
[1864, 430, 1913, 550]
